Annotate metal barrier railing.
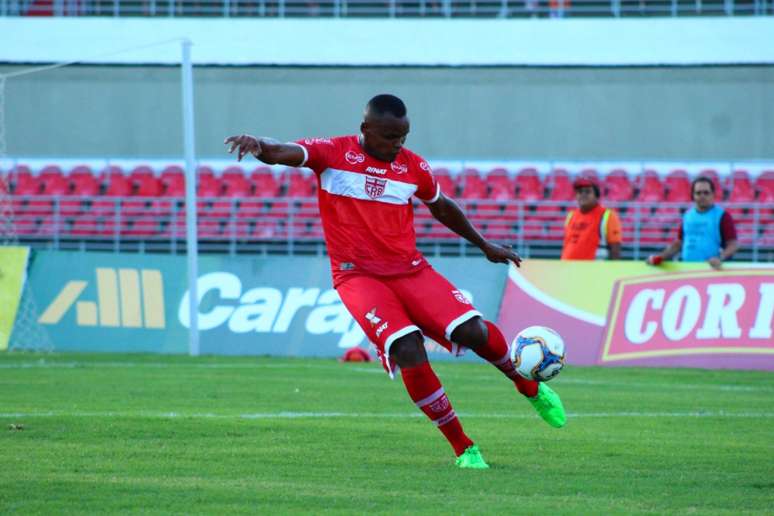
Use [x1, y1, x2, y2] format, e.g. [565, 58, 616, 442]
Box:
[1, 0, 770, 16]
[4, 195, 773, 261]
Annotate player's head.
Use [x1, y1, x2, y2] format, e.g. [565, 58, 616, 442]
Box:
[573, 174, 600, 211]
[691, 176, 715, 210]
[360, 94, 410, 162]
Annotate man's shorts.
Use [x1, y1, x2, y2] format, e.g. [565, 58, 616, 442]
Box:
[336, 266, 482, 377]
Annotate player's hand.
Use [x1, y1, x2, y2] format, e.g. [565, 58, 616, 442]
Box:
[708, 257, 723, 270]
[224, 134, 262, 162]
[646, 254, 663, 266]
[482, 242, 522, 267]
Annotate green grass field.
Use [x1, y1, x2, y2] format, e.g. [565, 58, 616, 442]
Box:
[1, 353, 772, 514]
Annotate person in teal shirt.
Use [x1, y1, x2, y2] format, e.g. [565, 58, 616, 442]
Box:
[647, 177, 739, 270]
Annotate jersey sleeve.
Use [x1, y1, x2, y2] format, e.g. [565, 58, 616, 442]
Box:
[414, 158, 440, 203]
[606, 210, 622, 244]
[293, 137, 337, 174]
[720, 211, 738, 246]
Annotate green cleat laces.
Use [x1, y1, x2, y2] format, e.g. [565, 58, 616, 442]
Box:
[455, 444, 490, 469]
[528, 382, 567, 428]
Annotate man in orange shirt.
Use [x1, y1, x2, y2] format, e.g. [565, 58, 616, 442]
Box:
[561, 175, 622, 260]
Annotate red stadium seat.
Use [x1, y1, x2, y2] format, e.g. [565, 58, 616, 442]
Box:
[665, 170, 691, 202]
[755, 170, 774, 202]
[726, 170, 755, 203]
[433, 168, 456, 197]
[635, 170, 665, 202]
[515, 168, 542, 201]
[458, 168, 487, 199]
[68, 215, 99, 236]
[281, 168, 316, 197]
[250, 167, 280, 197]
[487, 168, 516, 201]
[129, 165, 155, 182]
[546, 168, 574, 201]
[603, 169, 634, 201]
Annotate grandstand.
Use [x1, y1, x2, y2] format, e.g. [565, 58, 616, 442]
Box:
[2, 160, 773, 260]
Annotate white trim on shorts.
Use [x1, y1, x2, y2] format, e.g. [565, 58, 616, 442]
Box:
[383, 324, 422, 379]
[444, 309, 482, 342]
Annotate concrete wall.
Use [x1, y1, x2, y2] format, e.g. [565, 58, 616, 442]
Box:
[3, 65, 773, 160]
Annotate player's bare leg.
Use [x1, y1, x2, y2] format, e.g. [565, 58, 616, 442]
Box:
[451, 317, 566, 428]
[391, 332, 488, 468]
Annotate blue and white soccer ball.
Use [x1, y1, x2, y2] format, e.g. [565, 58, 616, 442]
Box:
[510, 326, 566, 382]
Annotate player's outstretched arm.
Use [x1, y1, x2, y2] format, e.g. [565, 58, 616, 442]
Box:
[224, 134, 305, 166]
[427, 193, 522, 267]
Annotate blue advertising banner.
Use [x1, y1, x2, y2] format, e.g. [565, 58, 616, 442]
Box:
[17, 251, 507, 358]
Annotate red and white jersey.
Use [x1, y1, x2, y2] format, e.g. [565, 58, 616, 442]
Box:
[294, 135, 440, 286]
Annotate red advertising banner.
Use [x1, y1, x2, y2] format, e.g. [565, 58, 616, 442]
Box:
[602, 270, 774, 362]
[497, 261, 774, 371]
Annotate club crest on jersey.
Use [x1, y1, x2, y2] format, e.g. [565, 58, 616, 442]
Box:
[345, 151, 366, 165]
[365, 176, 387, 199]
[390, 162, 408, 174]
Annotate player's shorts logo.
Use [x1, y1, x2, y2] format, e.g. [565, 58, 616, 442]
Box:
[390, 162, 408, 174]
[345, 151, 366, 165]
[365, 176, 387, 199]
[365, 308, 381, 326]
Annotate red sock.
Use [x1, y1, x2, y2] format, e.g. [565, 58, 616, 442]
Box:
[474, 320, 539, 398]
[400, 361, 473, 456]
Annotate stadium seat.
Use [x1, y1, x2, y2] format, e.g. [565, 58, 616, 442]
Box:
[433, 168, 456, 197]
[665, 169, 691, 202]
[515, 168, 542, 201]
[635, 169, 665, 202]
[68, 215, 99, 236]
[546, 168, 574, 201]
[603, 169, 634, 201]
[124, 217, 159, 237]
[487, 168, 516, 201]
[755, 170, 774, 202]
[250, 166, 280, 197]
[458, 168, 487, 199]
[281, 168, 316, 197]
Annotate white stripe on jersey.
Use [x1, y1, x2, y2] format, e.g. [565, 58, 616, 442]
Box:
[320, 167, 418, 205]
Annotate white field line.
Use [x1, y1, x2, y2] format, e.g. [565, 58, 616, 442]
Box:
[2, 361, 773, 393]
[1, 411, 773, 420]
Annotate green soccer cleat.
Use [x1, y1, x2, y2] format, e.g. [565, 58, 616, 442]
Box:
[528, 382, 566, 428]
[455, 444, 490, 469]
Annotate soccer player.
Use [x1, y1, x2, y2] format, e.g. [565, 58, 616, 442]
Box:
[647, 176, 739, 269]
[561, 174, 622, 260]
[225, 94, 566, 469]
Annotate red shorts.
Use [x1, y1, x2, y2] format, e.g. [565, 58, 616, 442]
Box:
[336, 266, 482, 377]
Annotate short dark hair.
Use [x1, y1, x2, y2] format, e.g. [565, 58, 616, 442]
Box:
[691, 176, 715, 195]
[366, 94, 407, 118]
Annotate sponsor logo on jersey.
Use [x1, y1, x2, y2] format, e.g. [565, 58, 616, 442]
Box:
[345, 151, 366, 165]
[452, 289, 471, 305]
[419, 161, 431, 172]
[365, 308, 381, 326]
[39, 268, 166, 329]
[303, 138, 333, 145]
[391, 162, 408, 174]
[364, 176, 387, 199]
[365, 166, 387, 175]
[411, 259, 422, 267]
[375, 321, 389, 337]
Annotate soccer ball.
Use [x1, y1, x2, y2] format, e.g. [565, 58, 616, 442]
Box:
[510, 326, 566, 382]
